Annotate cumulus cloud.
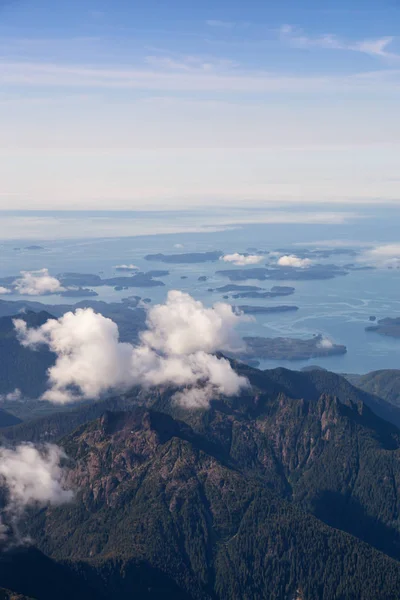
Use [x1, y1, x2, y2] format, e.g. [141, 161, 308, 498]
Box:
[221, 253, 263, 266]
[360, 244, 400, 268]
[13, 268, 65, 296]
[317, 337, 334, 349]
[0, 443, 73, 541]
[174, 243, 184, 249]
[14, 291, 249, 408]
[277, 255, 312, 268]
[114, 264, 139, 271]
[0, 388, 22, 402]
[0, 287, 11, 294]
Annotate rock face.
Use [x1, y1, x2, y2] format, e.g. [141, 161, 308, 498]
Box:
[16, 365, 400, 599]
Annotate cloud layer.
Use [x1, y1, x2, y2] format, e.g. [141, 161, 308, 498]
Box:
[277, 254, 312, 268]
[221, 253, 263, 266]
[15, 291, 249, 407]
[0, 443, 72, 541]
[13, 268, 65, 296]
[360, 243, 400, 268]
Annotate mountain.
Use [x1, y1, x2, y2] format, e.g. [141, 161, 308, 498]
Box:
[345, 369, 400, 408]
[0, 311, 54, 399]
[22, 408, 400, 599]
[4, 354, 400, 596]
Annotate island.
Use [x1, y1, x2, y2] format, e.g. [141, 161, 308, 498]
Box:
[274, 247, 358, 259]
[198, 276, 208, 282]
[216, 284, 262, 293]
[58, 273, 103, 287]
[237, 305, 299, 315]
[366, 317, 400, 338]
[24, 245, 45, 251]
[60, 288, 99, 298]
[102, 274, 165, 288]
[238, 334, 347, 361]
[145, 251, 223, 263]
[216, 265, 348, 282]
[232, 286, 295, 299]
[58, 271, 165, 289]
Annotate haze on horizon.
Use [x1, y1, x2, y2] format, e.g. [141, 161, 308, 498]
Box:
[1, 0, 400, 210]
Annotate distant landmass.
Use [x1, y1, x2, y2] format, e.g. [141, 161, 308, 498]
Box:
[241, 334, 347, 360]
[366, 317, 400, 338]
[145, 251, 223, 263]
[232, 286, 295, 299]
[237, 305, 299, 314]
[216, 264, 348, 282]
[60, 288, 99, 298]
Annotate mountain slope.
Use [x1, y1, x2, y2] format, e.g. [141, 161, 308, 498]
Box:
[346, 369, 400, 408]
[24, 408, 400, 600]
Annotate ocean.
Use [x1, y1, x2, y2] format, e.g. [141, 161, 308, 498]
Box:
[0, 204, 399, 374]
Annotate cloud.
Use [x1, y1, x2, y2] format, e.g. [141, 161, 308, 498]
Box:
[144, 55, 238, 72]
[0, 388, 22, 402]
[14, 291, 249, 407]
[2, 60, 400, 95]
[0, 443, 73, 541]
[279, 24, 397, 61]
[13, 268, 65, 296]
[221, 253, 263, 266]
[114, 264, 139, 271]
[277, 255, 312, 268]
[174, 243, 184, 249]
[206, 20, 235, 29]
[317, 337, 334, 349]
[360, 243, 400, 268]
[0, 286, 11, 294]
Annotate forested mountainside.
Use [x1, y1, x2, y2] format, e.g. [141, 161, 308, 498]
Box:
[1, 361, 400, 597]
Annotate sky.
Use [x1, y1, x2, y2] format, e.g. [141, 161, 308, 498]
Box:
[1, 0, 400, 209]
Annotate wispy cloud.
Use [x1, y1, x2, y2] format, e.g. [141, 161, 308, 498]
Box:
[2, 59, 400, 93]
[279, 24, 398, 61]
[144, 54, 238, 72]
[206, 20, 236, 29]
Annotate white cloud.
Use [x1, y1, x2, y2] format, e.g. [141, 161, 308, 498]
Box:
[360, 243, 400, 267]
[277, 255, 312, 268]
[317, 337, 334, 349]
[0, 388, 22, 402]
[279, 25, 397, 61]
[0, 443, 73, 540]
[14, 291, 249, 407]
[221, 253, 263, 266]
[0, 286, 11, 294]
[13, 268, 65, 296]
[174, 243, 184, 249]
[2, 60, 399, 94]
[206, 20, 236, 29]
[114, 264, 139, 270]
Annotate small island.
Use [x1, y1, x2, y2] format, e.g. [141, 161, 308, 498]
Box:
[216, 284, 262, 293]
[198, 276, 208, 282]
[366, 317, 400, 338]
[60, 288, 99, 298]
[239, 334, 347, 361]
[232, 286, 295, 299]
[145, 251, 223, 263]
[237, 305, 299, 315]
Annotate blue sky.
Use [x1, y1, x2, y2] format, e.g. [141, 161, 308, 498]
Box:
[1, 0, 400, 209]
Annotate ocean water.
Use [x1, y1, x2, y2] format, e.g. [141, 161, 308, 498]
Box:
[0, 205, 399, 374]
